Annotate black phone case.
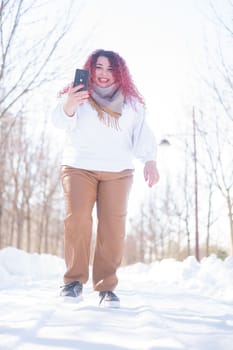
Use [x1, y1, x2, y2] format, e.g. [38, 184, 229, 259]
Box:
[74, 69, 89, 91]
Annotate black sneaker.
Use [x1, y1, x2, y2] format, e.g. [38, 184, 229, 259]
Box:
[99, 291, 120, 308]
[60, 281, 83, 302]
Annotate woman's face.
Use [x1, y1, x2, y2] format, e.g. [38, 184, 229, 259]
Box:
[93, 56, 116, 88]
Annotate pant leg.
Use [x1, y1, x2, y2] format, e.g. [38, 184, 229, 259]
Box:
[60, 166, 98, 284]
[92, 169, 133, 291]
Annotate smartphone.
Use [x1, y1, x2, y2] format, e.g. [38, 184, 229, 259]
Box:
[73, 69, 89, 91]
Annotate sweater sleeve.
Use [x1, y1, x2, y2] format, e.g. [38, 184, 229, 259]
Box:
[132, 104, 157, 163]
[51, 97, 77, 130]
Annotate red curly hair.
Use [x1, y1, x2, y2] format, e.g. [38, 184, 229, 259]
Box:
[83, 49, 145, 105]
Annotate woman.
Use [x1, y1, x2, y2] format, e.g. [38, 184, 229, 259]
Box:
[51, 49, 159, 308]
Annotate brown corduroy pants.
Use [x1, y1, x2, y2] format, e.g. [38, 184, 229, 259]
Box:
[60, 166, 133, 291]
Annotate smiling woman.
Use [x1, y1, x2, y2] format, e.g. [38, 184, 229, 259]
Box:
[51, 48, 159, 308]
[93, 56, 115, 87]
[83, 49, 145, 105]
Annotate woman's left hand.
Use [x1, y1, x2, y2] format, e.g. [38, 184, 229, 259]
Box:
[143, 160, 160, 188]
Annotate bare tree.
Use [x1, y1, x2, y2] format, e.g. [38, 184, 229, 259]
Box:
[0, 0, 79, 118]
[199, 117, 233, 253]
[197, 1, 233, 254]
[0, 0, 91, 254]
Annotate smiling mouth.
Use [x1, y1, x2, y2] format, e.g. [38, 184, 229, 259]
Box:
[98, 78, 108, 83]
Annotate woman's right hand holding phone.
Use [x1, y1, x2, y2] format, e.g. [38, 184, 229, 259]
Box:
[63, 83, 89, 117]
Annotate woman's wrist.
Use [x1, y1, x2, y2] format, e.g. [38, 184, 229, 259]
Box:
[145, 160, 157, 166]
[63, 103, 75, 117]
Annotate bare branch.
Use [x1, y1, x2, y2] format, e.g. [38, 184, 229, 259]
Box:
[209, 1, 233, 36]
[0, 0, 80, 117]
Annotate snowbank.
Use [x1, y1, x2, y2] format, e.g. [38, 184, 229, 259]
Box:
[1, 246, 233, 302]
[0, 246, 65, 288]
[119, 254, 233, 302]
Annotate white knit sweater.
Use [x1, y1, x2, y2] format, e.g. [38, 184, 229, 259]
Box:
[51, 99, 157, 171]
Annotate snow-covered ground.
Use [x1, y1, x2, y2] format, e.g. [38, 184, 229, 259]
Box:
[0, 247, 233, 350]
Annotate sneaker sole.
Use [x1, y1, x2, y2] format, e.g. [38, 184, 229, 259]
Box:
[61, 295, 83, 303]
[101, 300, 120, 308]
